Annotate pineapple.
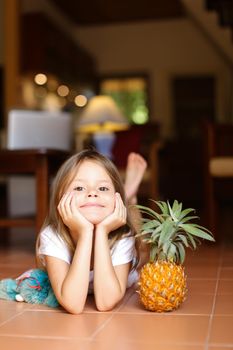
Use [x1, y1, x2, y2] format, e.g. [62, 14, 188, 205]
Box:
[136, 200, 214, 312]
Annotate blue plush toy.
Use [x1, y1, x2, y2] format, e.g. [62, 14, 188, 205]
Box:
[0, 269, 59, 308]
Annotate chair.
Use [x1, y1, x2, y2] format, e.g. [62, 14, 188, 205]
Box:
[112, 123, 161, 202]
[203, 120, 233, 239]
[0, 149, 69, 237]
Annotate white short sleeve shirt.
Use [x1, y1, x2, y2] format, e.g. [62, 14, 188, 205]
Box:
[37, 226, 138, 289]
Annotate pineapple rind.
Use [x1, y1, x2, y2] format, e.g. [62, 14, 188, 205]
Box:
[138, 260, 187, 312]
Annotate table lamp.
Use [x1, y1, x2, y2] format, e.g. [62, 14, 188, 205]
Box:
[77, 95, 129, 159]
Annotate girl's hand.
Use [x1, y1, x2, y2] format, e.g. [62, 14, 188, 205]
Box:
[95, 193, 127, 235]
[57, 191, 94, 238]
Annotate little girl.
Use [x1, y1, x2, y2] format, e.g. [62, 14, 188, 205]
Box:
[36, 149, 147, 314]
[0, 149, 147, 313]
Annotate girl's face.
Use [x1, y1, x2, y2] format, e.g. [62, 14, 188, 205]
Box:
[67, 160, 116, 224]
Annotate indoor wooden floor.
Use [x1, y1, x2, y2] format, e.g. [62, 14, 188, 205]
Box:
[0, 206, 232, 350]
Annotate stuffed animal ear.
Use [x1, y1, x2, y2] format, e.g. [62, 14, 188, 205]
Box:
[0, 278, 18, 301]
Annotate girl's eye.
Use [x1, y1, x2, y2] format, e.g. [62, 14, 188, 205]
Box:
[74, 186, 84, 191]
[99, 186, 109, 191]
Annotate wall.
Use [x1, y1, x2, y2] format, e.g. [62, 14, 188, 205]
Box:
[75, 19, 233, 138]
[1, 0, 233, 137]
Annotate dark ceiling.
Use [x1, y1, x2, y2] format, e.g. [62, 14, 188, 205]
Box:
[50, 0, 185, 26]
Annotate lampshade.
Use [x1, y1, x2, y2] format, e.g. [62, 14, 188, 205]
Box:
[77, 95, 129, 133]
[77, 95, 129, 159]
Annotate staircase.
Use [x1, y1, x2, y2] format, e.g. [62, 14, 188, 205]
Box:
[181, 0, 233, 66]
[206, 0, 233, 31]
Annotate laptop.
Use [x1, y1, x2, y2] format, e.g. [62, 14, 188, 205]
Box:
[7, 109, 72, 151]
[6, 110, 72, 217]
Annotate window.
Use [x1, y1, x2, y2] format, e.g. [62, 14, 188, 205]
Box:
[99, 74, 150, 124]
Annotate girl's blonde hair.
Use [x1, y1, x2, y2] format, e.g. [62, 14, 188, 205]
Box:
[38, 149, 136, 256]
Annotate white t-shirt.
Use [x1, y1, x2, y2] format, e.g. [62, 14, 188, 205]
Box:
[37, 226, 138, 291]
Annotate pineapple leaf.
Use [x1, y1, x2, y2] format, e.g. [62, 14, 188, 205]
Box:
[177, 208, 195, 222]
[150, 244, 158, 262]
[180, 223, 214, 241]
[135, 230, 150, 237]
[167, 243, 177, 260]
[141, 219, 160, 230]
[134, 205, 164, 222]
[185, 232, 197, 249]
[176, 242, 186, 264]
[172, 200, 182, 217]
[167, 202, 179, 222]
[176, 234, 189, 247]
[158, 251, 166, 261]
[178, 215, 199, 224]
[135, 199, 214, 264]
[190, 223, 212, 234]
[162, 240, 171, 255]
[170, 200, 183, 221]
[158, 219, 175, 247]
[151, 225, 163, 239]
[153, 200, 169, 215]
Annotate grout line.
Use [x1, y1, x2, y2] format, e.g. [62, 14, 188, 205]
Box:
[111, 311, 216, 316]
[204, 242, 224, 350]
[87, 289, 136, 340]
[0, 333, 90, 340]
[85, 338, 206, 348]
[209, 342, 233, 348]
[88, 313, 116, 340]
[0, 310, 25, 328]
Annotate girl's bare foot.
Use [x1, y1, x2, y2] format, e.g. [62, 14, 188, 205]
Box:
[124, 152, 147, 204]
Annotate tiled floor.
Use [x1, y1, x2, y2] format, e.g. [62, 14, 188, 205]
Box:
[0, 216, 233, 350]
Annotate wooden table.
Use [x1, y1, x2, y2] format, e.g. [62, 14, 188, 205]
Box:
[0, 149, 70, 236]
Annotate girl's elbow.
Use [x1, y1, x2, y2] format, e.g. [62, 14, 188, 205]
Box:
[95, 294, 124, 312]
[69, 308, 84, 315]
[96, 302, 116, 312]
[59, 298, 85, 315]
[58, 290, 87, 314]
[63, 303, 85, 315]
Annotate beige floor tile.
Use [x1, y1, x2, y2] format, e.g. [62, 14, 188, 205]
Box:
[217, 280, 233, 294]
[214, 295, 233, 315]
[185, 245, 221, 264]
[27, 303, 62, 312]
[221, 246, 233, 261]
[221, 256, 233, 267]
[119, 292, 214, 315]
[0, 266, 34, 279]
[209, 347, 233, 350]
[219, 267, 233, 280]
[186, 279, 217, 294]
[185, 265, 219, 279]
[0, 300, 35, 312]
[115, 292, 148, 314]
[85, 340, 205, 350]
[0, 336, 89, 350]
[0, 310, 112, 338]
[209, 315, 233, 345]
[94, 314, 210, 344]
[173, 293, 215, 315]
[0, 308, 21, 325]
